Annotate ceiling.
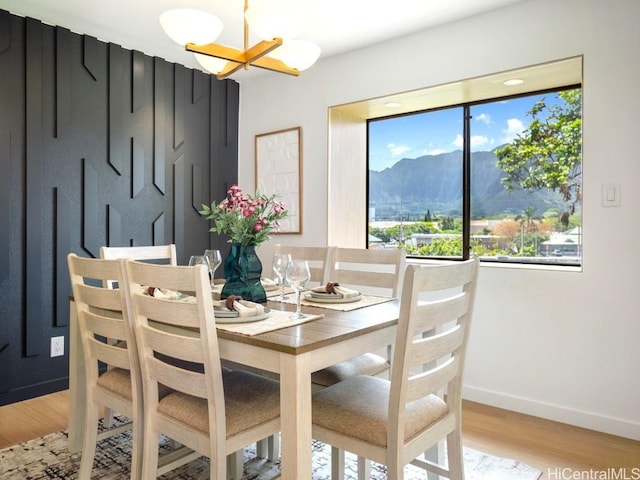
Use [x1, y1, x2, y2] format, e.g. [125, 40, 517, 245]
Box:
[0, 0, 529, 81]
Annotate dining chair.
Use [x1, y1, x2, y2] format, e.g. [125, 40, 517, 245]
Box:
[125, 259, 281, 479]
[97, 245, 177, 430]
[312, 258, 479, 480]
[67, 254, 144, 480]
[311, 246, 406, 388]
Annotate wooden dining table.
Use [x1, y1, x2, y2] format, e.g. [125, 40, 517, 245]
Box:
[67, 293, 399, 480]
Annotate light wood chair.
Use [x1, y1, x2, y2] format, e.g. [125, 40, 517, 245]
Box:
[312, 258, 479, 480]
[67, 254, 144, 480]
[125, 259, 281, 479]
[98, 245, 177, 430]
[311, 246, 406, 388]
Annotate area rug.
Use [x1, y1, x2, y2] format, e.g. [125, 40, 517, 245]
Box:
[0, 418, 541, 480]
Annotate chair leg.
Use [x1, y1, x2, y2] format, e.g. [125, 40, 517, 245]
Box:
[267, 432, 280, 461]
[256, 438, 268, 458]
[140, 423, 160, 479]
[446, 430, 465, 480]
[78, 403, 99, 480]
[226, 450, 244, 480]
[331, 446, 345, 480]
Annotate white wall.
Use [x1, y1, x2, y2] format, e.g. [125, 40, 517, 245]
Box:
[238, 0, 640, 440]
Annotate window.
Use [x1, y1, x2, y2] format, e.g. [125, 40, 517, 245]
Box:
[367, 86, 582, 266]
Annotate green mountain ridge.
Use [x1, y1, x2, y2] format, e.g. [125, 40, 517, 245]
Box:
[369, 150, 569, 220]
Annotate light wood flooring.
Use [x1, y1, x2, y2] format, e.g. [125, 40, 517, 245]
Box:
[1, 390, 638, 479]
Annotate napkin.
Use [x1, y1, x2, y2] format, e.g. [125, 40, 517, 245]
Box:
[260, 277, 277, 288]
[146, 287, 196, 303]
[311, 282, 360, 298]
[214, 298, 265, 317]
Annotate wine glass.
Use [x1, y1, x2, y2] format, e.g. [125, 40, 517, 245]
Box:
[204, 249, 222, 288]
[285, 259, 310, 319]
[272, 253, 292, 301]
[188, 255, 212, 283]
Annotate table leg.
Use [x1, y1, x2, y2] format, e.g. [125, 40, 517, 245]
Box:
[67, 300, 85, 453]
[279, 352, 312, 480]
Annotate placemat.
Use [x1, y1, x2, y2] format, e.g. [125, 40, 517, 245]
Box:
[276, 293, 395, 311]
[215, 309, 324, 335]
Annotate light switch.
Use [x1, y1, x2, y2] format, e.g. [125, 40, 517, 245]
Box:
[602, 183, 621, 207]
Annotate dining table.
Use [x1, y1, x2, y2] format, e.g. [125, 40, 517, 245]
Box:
[67, 287, 399, 480]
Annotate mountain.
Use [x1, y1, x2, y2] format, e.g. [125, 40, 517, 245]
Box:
[369, 150, 568, 220]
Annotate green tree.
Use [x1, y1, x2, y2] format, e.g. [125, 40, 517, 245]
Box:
[495, 88, 582, 226]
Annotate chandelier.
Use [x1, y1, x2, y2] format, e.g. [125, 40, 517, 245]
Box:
[160, 0, 321, 79]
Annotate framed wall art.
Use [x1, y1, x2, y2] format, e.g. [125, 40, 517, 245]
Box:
[255, 126, 302, 234]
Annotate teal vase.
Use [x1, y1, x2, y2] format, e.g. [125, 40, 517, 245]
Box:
[221, 244, 266, 303]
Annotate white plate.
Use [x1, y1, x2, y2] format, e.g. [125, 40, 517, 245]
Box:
[304, 293, 362, 304]
[214, 307, 271, 323]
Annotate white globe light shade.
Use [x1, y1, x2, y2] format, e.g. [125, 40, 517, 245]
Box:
[160, 9, 223, 46]
[270, 39, 320, 71]
[245, 0, 306, 40]
[194, 53, 228, 75]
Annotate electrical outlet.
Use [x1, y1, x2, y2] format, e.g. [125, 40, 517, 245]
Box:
[50, 336, 64, 357]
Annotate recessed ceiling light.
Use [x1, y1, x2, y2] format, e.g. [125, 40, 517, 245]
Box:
[503, 78, 524, 86]
[384, 102, 401, 108]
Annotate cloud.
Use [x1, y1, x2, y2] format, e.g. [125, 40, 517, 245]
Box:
[475, 113, 492, 124]
[387, 143, 411, 157]
[428, 148, 447, 156]
[453, 134, 490, 149]
[502, 118, 525, 143]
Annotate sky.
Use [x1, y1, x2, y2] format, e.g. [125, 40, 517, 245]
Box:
[368, 92, 562, 172]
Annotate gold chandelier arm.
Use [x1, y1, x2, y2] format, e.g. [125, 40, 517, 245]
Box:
[243, 38, 283, 63]
[217, 61, 245, 79]
[187, 43, 246, 63]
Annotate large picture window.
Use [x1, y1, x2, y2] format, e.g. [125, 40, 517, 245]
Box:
[367, 86, 582, 266]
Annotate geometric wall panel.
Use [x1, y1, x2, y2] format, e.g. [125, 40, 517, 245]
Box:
[55, 27, 71, 139]
[192, 163, 202, 213]
[153, 212, 165, 246]
[0, 8, 238, 406]
[173, 66, 185, 150]
[108, 43, 124, 175]
[0, 10, 10, 54]
[54, 188, 70, 327]
[25, 17, 44, 358]
[82, 35, 99, 81]
[132, 50, 144, 113]
[131, 138, 144, 198]
[107, 204, 122, 247]
[0, 131, 9, 283]
[154, 58, 166, 195]
[82, 159, 99, 258]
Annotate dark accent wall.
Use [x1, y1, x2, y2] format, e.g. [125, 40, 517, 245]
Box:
[0, 9, 239, 405]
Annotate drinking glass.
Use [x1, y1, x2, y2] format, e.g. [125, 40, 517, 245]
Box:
[188, 255, 212, 283]
[285, 259, 310, 319]
[272, 253, 292, 301]
[204, 249, 222, 288]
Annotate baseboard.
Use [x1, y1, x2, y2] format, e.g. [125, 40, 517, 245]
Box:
[463, 385, 640, 441]
[0, 377, 68, 407]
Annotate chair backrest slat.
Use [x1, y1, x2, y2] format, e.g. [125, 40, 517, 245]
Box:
[100, 244, 177, 288]
[274, 244, 330, 286]
[327, 247, 406, 297]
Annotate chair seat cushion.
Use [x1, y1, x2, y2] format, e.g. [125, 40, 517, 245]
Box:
[311, 353, 390, 387]
[312, 375, 447, 447]
[96, 367, 132, 400]
[157, 370, 280, 437]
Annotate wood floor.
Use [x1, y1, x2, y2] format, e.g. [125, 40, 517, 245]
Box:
[1, 389, 638, 479]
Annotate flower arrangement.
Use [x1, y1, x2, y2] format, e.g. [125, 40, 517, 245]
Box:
[200, 184, 288, 246]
